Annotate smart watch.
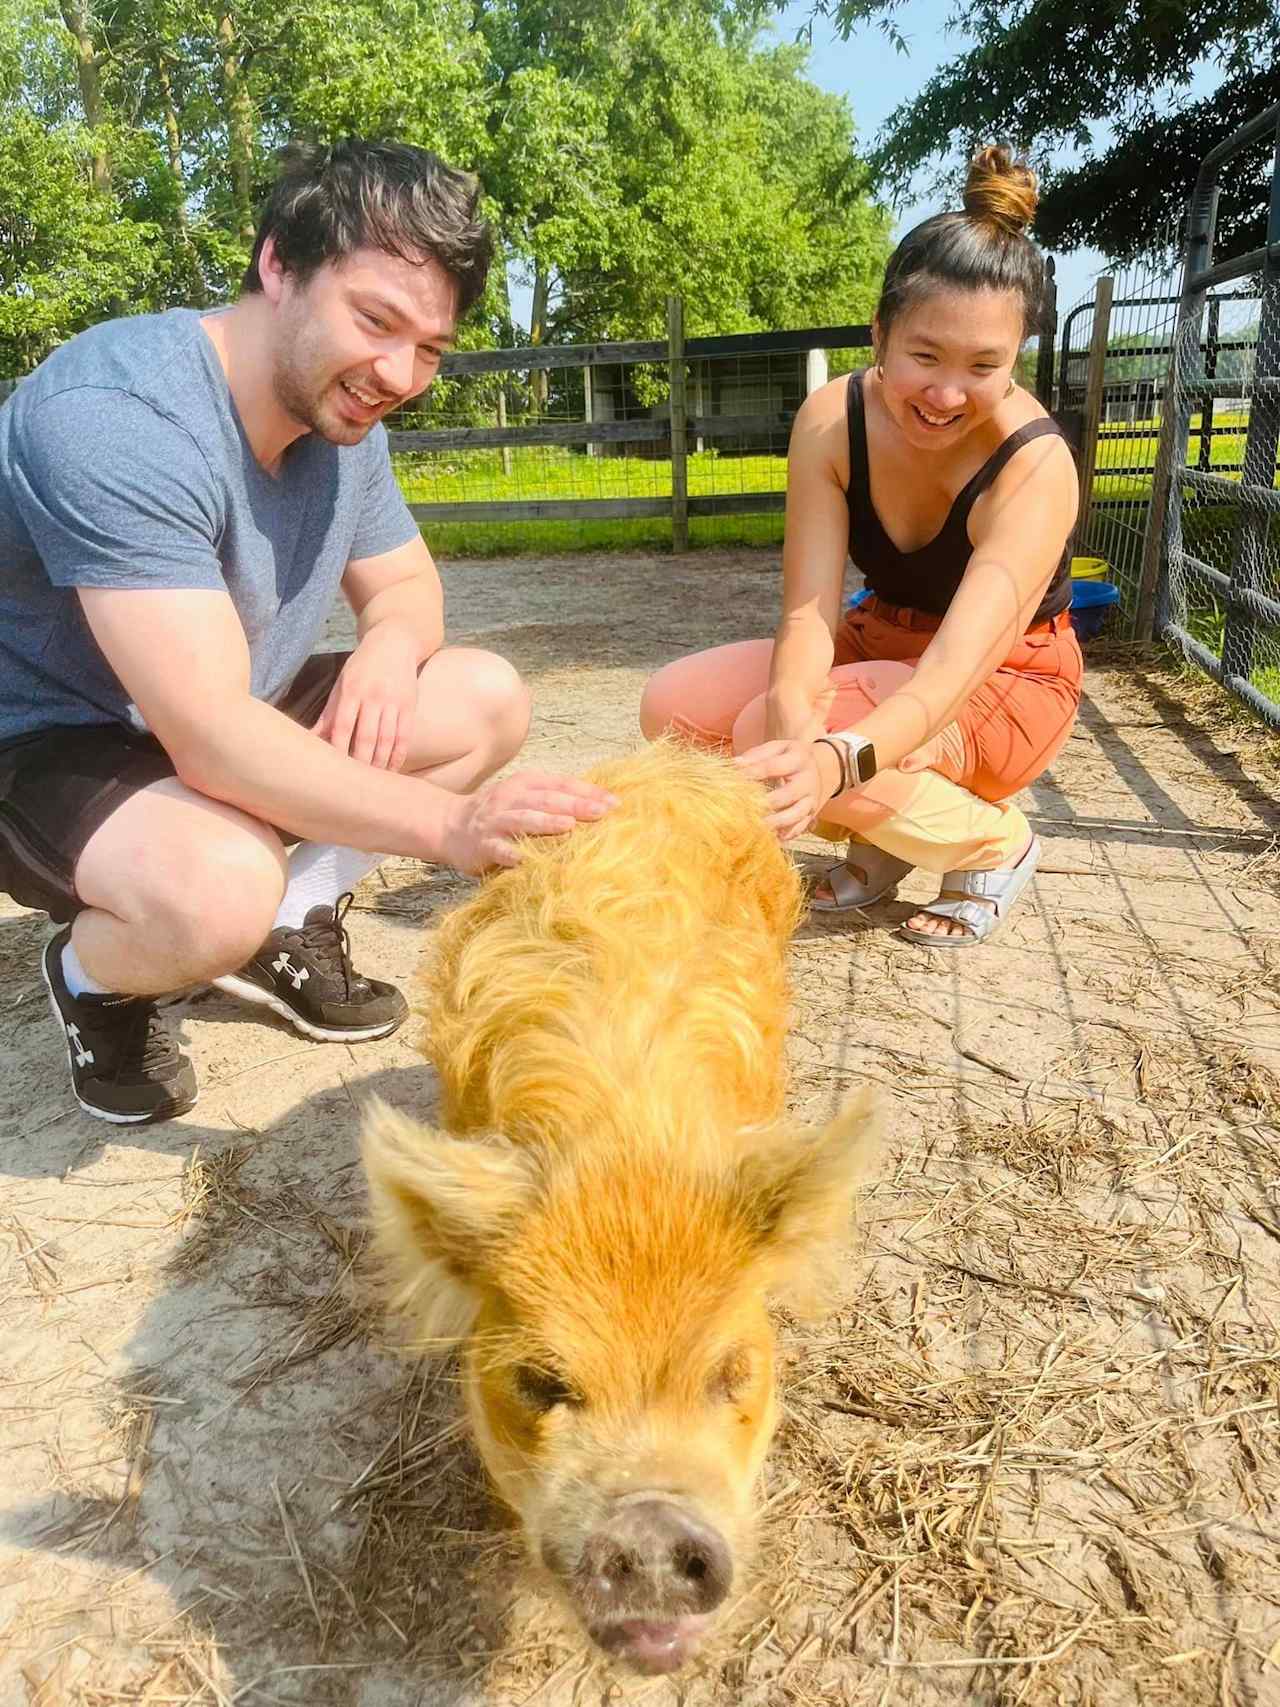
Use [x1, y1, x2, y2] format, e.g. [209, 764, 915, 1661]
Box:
[814, 731, 878, 799]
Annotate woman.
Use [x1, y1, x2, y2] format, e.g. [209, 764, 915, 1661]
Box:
[640, 145, 1081, 947]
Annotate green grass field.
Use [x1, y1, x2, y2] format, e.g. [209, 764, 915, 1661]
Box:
[1092, 409, 1270, 501]
[395, 411, 1277, 553]
[395, 419, 1280, 710]
[394, 446, 789, 556]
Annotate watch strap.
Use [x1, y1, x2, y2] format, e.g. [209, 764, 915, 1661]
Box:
[813, 735, 852, 801]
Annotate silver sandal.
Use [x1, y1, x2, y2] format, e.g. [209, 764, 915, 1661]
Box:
[810, 843, 915, 914]
[898, 836, 1041, 948]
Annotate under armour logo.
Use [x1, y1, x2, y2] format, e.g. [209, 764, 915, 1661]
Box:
[65, 1022, 94, 1068]
[272, 952, 310, 991]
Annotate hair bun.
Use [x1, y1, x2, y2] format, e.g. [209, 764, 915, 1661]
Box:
[963, 144, 1038, 236]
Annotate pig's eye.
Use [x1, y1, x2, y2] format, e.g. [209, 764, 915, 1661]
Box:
[514, 1363, 578, 1413]
[709, 1347, 752, 1403]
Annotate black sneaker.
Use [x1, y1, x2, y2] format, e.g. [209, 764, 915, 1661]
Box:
[212, 893, 408, 1043]
[41, 929, 198, 1125]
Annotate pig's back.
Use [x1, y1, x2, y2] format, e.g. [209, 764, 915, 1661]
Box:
[424, 742, 804, 1144]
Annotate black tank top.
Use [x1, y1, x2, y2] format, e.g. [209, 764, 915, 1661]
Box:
[845, 371, 1073, 625]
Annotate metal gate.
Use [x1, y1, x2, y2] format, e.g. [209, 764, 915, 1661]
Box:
[1142, 102, 1280, 730]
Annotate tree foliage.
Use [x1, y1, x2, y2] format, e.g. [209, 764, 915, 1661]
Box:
[810, 0, 1280, 263]
[0, 0, 889, 372]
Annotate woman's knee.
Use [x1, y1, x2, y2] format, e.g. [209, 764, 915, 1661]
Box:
[639, 662, 686, 740]
[641, 640, 773, 744]
[829, 659, 914, 723]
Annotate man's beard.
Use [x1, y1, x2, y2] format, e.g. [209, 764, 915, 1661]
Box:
[273, 333, 371, 446]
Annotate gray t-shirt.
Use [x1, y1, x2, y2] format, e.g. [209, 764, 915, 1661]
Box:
[0, 308, 420, 744]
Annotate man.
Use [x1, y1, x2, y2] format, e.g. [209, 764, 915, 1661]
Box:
[0, 139, 612, 1126]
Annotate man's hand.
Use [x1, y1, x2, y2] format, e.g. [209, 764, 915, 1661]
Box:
[314, 624, 421, 770]
[439, 771, 619, 873]
[735, 737, 842, 842]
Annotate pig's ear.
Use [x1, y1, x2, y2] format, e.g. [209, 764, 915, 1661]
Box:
[361, 1096, 537, 1344]
[733, 1088, 882, 1307]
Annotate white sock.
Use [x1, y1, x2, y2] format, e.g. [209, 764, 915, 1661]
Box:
[62, 939, 113, 998]
[273, 843, 388, 931]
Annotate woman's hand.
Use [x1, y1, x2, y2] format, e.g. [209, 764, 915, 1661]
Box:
[735, 737, 843, 842]
[764, 681, 836, 744]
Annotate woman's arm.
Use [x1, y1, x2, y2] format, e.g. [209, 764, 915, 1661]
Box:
[840, 432, 1078, 771]
[736, 429, 1077, 838]
[765, 383, 851, 741]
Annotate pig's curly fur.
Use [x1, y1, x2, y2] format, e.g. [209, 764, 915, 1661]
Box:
[430, 738, 805, 1146]
[362, 739, 848, 1351]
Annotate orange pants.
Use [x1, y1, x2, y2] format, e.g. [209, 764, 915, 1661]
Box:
[639, 597, 1083, 876]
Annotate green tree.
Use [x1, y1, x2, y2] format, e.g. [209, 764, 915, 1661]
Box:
[492, 10, 891, 344]
[809, 0, 1279, 262]
[0, 0, 888, 375]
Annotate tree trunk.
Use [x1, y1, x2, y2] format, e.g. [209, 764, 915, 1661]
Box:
[529, 262, 549, 412]
[58, 0, 110, 192]
[217, 11, 257, 252]
[154, 53, 207, 306]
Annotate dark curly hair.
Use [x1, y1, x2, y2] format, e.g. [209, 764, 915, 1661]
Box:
[241, 139, 492, 317]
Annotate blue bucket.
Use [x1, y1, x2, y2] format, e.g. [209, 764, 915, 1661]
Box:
[1069, 578, 1121, 641]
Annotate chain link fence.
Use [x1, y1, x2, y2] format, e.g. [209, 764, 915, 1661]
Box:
[1059, 263, 1270, 644]
[1159, 285, 1280, 711]
[1148, 102, 1280, 729]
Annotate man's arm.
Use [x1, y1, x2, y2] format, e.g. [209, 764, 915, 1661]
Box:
[76, 585, 610, 869]
[344, 531, 444, 660]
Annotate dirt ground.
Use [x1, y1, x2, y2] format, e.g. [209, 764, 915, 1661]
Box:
[2, 548, 1279, 1707]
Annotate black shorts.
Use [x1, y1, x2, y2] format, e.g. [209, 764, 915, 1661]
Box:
[0, 651, 349, 926]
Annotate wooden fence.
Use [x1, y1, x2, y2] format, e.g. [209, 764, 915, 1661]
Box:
[391, 300, 872, 549]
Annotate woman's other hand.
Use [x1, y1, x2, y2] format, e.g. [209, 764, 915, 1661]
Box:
[735, 737, 843, 841]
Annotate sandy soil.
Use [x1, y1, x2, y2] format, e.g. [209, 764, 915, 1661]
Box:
[2, 549, 1279, 1707]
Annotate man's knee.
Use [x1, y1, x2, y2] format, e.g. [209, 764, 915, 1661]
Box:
[431, 648, 531, 766]
[128, 826, 286, 979]
[474, 650, 532, 759]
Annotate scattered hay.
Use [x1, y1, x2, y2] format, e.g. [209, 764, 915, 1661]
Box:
[167, 1145, 256, 1278]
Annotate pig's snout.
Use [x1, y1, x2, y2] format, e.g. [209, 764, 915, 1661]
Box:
[578, 1498, 733, 1619]
[543, 1497, 736, 1670]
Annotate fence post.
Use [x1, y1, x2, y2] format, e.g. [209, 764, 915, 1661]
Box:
[668, 295, 689, 552]
[1034, 255, 1057, 408]
[495, 381, 513, 479]
[1197, 295, 1220, 473]
[1074, 275, 1115, 552]
[583, 361, 598, 460]
[1135, 183, 1220, 641]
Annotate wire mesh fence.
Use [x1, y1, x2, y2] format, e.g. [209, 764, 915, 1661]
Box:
[386, 324, 873, 556]
[1151, 102, 1280, 729]
[1060, 260, 1278, 686]
[1159, 282, 1280, 713]
[1058, 253, 1177, 635]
